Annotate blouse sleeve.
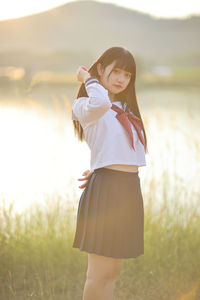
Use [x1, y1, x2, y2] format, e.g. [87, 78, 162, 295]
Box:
[72, 77, 112, 124]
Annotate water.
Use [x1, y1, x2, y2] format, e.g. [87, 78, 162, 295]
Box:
[0, 86, 199, 213]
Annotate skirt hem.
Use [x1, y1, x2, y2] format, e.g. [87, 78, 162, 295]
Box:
[72, 245, 144, 259]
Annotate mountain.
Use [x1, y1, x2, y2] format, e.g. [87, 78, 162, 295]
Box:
[0, 0, 199, 67]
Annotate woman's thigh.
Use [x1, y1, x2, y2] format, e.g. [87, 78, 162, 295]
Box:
[86, 253, 125, 280]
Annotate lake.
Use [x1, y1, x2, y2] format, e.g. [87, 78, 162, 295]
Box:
[0, 85, 199, 214]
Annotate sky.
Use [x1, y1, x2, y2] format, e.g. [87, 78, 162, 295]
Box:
[0, 0, 200, 21]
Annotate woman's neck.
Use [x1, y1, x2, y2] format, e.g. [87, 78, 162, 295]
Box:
[108, 91, 117, 102]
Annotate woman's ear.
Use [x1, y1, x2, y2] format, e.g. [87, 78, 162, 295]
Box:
[97, 63, 103, 76]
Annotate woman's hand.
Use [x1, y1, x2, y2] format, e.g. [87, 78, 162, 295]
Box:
[76, 66, 91, 83]
[77, 169, 94, 189]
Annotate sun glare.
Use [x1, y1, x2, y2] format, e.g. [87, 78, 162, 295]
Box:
[0, 1, 73, 21]
[0, 0, 199, 20]
[0, 105, 89, 213]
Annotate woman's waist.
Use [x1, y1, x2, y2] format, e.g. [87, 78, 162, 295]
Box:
[103, 164, 139, 173]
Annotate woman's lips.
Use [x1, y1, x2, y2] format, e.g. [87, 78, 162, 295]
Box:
[114, 84, 122, 88]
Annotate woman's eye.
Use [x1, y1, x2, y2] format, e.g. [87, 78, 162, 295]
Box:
[113, 69, 131, 78]
[125, 73, 131, 78]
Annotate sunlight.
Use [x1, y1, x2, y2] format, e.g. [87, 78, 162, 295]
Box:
[0, 1, 73, 20]
[0, 0, 199, 20]
[0, 105, 89, 213]
[97, 0, 200, 18]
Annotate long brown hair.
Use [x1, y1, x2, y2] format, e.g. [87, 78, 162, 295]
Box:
[72, 46, 148, 153]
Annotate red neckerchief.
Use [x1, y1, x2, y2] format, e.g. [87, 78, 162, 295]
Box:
[111, 104, 145, 151]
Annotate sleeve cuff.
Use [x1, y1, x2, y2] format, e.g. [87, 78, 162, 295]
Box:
[84, 76, 100, 87]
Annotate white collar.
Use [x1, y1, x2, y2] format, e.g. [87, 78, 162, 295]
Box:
[112, 101, 122, 106]
[112, 101, 127, 111]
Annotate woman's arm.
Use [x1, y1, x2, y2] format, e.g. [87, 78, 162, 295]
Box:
[72, 66, 112, 124]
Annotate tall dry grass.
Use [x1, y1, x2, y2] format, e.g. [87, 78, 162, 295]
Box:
[0, 167, 199, 299]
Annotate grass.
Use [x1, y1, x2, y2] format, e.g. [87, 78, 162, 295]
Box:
[0, 172, 200, 300]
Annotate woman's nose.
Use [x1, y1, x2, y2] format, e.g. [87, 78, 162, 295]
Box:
[117, 74, 126, 82]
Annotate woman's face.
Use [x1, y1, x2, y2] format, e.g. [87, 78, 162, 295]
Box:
[97, 60, 132, 99]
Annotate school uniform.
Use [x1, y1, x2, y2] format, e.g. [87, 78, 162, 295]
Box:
[72, 77, 146, 259]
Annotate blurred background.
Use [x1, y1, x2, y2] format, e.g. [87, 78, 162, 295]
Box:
[0, 1, 200, 299]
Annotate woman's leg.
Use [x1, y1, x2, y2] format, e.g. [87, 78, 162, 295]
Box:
[83, 253, 125, 300]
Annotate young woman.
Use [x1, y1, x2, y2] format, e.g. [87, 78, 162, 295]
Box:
[72, 46, 148, 300]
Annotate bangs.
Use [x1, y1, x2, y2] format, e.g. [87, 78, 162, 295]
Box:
[112, 53, 135, 75]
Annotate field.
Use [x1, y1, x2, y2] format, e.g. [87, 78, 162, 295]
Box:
[0, 175, 199, 300]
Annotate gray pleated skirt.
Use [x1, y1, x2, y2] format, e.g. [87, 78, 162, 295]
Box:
[72, 167, 144, 259]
